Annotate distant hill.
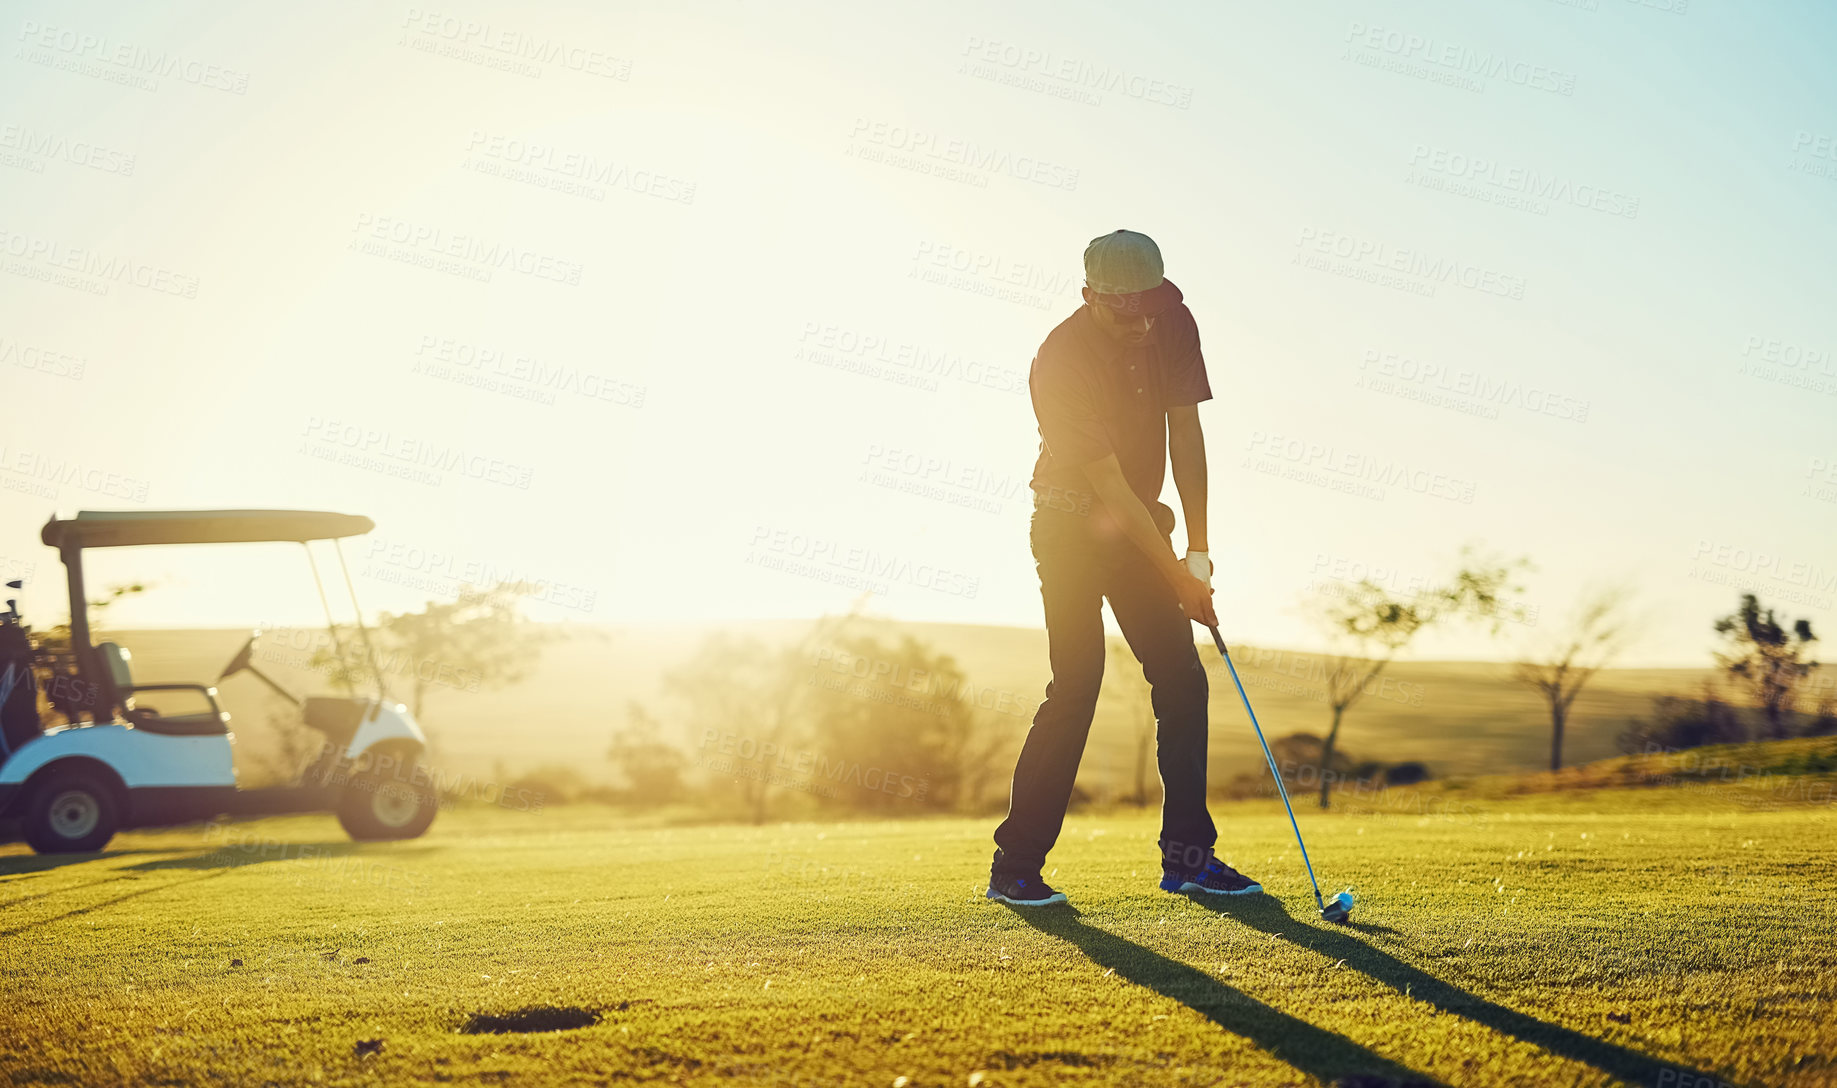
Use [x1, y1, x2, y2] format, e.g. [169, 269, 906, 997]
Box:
[94, 621, 1717, 797]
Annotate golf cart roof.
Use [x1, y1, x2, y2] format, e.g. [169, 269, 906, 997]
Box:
[42, 509, 376, 549]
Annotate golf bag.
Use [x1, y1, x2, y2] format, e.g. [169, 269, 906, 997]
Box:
[0, 604, 40, 756]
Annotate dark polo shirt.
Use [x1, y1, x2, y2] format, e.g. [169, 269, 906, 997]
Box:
[1029, 302, 1212, 514]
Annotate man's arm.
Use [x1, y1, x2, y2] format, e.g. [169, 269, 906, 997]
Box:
[1081, 454, 1217, 627]
[1167, 405, 1208, 552]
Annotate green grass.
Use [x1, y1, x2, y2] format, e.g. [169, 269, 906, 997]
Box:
[3, 783, 1834, 1087]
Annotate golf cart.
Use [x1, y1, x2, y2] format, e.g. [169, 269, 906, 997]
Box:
[0, 509, 438, 854]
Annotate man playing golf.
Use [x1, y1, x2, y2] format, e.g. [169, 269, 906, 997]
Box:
[987, 229, 1263, 908]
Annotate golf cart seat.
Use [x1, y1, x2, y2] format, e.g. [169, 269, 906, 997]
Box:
[96, 641, 230, 736]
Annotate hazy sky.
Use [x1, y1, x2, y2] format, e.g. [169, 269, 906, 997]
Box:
[2, 0, 1832, 666]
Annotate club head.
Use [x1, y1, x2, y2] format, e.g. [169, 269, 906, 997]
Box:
[1319, 890, 1354, 924]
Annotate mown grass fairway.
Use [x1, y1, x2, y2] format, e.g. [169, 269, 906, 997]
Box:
[3, 783, 1833, 1087]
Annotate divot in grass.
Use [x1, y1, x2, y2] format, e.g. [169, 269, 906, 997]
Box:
[457, 1006, 602, 1035]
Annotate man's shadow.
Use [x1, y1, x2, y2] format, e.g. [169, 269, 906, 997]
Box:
[2, 841, 430, 938]
[0, 847, 166, 878]
[1192, 894, 1734, 1087]
[1002, 903, 1441, 1087]
[123, 841, 372, 872]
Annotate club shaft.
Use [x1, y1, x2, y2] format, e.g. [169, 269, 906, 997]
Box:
[1209, 626, 1326, 910]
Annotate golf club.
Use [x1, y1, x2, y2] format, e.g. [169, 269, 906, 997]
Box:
[1204, 622, 1355, 925]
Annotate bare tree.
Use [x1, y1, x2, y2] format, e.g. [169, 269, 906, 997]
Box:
[1315, 627, 1424, 812]
[1514, 586, 1636, 771]
[1309, 546, 1526, 808]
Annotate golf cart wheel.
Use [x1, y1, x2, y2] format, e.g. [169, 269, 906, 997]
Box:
[337, 770, 437, 842]
[23, 768, 121, 854]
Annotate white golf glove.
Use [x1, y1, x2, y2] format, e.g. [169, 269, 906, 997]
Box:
[1185, 550, 1212, 587]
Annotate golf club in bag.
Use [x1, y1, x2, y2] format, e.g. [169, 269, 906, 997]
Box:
[1148, 501, 1353, 924]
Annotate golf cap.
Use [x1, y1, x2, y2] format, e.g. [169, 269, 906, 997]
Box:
[1083, 229, 1183, 317]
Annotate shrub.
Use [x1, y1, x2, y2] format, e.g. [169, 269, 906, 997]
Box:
[501, 764, 591, 806]
[1618, 690, 1746, 754]
[1384, 761, 1431, 786]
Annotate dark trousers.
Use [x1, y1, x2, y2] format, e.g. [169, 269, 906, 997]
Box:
[993, 503, 1217, 876]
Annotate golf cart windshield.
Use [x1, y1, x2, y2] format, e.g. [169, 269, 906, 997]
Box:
[42, 509, 375, 550]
